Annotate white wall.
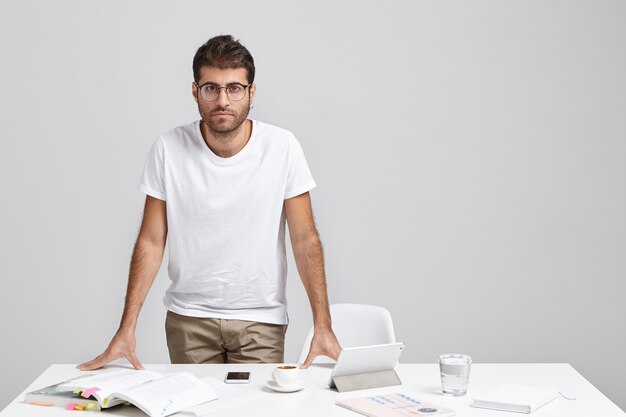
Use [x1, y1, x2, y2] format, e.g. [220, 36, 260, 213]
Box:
[0, 0, 624, 411]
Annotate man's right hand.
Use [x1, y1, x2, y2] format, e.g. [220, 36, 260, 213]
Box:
[78, 196, 165, 372]
[77, 328, 144, 371]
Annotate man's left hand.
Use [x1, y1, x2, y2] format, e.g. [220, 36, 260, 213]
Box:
[300, 327, 342, 368]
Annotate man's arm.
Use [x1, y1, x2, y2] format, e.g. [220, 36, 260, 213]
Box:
[284, 192, 341, 368]
[78, 195, 168, 370]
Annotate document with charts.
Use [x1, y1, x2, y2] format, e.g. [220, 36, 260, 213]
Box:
[336, 393, 455, 417]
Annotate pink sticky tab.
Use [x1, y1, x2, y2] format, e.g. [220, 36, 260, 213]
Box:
[81, 387, 100, 398]
[66, 403, 76, 410]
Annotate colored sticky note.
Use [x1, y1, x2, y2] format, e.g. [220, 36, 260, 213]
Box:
[73, 389, 81, 394]
[66, 403, 76, 410]
[81, 387, 100, 398]
[86, 403, 96, 409]
[103, 397, 108, 406]
[74, 405, 85, 411]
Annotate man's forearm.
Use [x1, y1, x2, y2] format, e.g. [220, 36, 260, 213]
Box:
[119, 237, 165, 331]
[292, 234, 332, 330]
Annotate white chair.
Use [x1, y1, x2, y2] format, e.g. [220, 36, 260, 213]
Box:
[296, 303, 396, 364]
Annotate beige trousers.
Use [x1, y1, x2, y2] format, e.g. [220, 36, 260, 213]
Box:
[165, 311, 287, 364]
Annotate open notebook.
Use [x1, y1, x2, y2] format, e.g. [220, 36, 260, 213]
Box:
[52, 370, 217, 416]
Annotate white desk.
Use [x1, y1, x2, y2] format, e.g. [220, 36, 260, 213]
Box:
[2, 363, 624, 416]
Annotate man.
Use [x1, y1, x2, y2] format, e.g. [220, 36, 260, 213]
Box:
[79, 35, 341, 370]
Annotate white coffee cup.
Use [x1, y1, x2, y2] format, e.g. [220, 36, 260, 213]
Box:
[272, 365, 299, 387]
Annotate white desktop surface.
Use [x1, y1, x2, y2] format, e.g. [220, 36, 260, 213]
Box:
[2, 363, 624, 417]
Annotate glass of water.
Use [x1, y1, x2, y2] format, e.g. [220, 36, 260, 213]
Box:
[438, 353, 472, 396]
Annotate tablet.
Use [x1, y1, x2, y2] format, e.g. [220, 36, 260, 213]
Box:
[329, 342, 405, 388]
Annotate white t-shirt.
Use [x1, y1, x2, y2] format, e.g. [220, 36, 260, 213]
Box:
[139, 119, 316, 324]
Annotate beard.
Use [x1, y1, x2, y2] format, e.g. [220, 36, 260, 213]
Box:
[198, 99, 251, 140]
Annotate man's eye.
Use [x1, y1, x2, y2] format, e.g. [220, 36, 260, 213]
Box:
[227, 85, 243, 93]
[203, 85, 218, 92]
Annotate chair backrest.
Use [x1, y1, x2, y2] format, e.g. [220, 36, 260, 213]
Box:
[296, 303, 396, 364]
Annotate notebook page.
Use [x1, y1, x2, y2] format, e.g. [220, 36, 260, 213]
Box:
[179, 376, 263, 416]
[111, 372, 218, 417]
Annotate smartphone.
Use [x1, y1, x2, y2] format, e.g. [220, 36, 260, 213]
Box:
[224, 371, 251, 384]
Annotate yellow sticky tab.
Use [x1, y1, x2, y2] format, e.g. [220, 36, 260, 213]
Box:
[73, 389, 81, 394]
[74, 404, 85, 411]
[86, 403, 96, 409]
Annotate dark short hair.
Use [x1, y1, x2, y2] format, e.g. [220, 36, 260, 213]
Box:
[192, 35, 255, 84]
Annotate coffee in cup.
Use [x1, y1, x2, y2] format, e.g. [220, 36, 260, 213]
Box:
[272, 365, 299, 387]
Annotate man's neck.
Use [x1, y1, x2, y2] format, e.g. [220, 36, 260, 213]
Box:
[200, 119, 251, 158]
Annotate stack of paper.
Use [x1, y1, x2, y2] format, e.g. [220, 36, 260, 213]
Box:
[472, 384, 559, 414]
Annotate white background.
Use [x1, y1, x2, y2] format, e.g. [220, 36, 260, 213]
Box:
[0, 0, 624, 411]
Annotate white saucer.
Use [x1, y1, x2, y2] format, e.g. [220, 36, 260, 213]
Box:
[265, 379, 306, 393]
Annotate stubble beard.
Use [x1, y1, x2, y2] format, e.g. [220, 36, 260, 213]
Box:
[198, 100, 251, 144]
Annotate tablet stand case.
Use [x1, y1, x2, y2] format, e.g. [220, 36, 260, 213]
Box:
[332, 370, 402, 392]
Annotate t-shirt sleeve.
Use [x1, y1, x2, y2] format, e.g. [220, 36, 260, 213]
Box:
[284, 134, 317, 199]
[138, 137, 167, 201]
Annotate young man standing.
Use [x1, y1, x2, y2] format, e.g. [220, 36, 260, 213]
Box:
[79, 35, 340, 370]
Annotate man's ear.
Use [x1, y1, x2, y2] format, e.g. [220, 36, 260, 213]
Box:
[192, 82, 199, 103]
[249, 82, 256, 105]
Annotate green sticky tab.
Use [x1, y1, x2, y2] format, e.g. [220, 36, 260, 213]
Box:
[103, 397, 108, 406]
[86, 403, 96, 409]
[73, 389, 81, 394]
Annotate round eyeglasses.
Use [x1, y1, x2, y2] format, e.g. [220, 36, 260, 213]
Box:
[195, 82, 252, 102]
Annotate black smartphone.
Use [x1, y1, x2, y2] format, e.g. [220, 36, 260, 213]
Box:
[224, 371, 251, 384]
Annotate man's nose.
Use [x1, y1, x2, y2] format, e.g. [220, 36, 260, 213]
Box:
[216, 89, 230, 106]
